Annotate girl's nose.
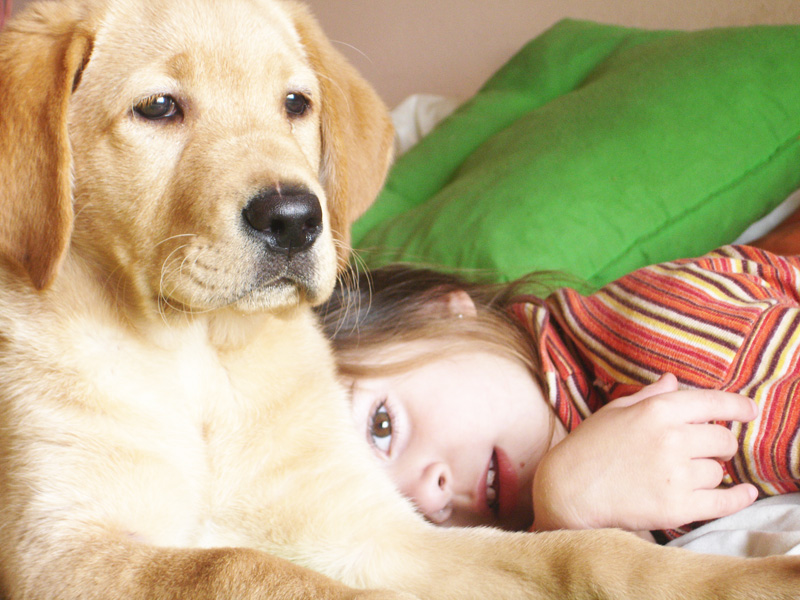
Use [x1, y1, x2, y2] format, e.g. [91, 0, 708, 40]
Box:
[410, 462, 453, 524]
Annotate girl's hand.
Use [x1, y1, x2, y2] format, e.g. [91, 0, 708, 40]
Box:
[531, 374, 759, 534]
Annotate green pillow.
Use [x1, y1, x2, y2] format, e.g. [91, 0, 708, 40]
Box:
[352, 19, 800, 288]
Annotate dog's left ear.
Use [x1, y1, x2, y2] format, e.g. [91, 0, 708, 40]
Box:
[0, 3, 93, 290]
[288, 2, 394, 268]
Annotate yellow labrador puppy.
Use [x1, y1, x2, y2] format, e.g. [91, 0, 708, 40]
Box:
[0, 0, 798, 598]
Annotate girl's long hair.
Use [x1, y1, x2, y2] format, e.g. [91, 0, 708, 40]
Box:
[316, 264, 557, 382]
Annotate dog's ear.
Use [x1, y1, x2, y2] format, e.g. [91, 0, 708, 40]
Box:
[0, 3, 93, 290]
[288, 3, 394, 268]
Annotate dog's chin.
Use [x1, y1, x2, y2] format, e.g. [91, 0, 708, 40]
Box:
[243, 275, 339, 311]
[160, 275, 334, 317]
[232, 278, 309, 313]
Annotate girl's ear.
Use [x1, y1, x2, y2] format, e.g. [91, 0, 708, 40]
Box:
[443, 290, 477, 318]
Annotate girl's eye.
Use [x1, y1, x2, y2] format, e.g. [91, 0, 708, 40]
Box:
[134, 94, 182, 121]
[369, 402, 393, 454]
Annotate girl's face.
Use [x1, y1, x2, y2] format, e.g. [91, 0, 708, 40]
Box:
[349, 344, 566, 531]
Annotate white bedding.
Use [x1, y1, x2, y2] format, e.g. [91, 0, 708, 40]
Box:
[390, 94, 460, 156]
[670, 494, 800, 557]
[735, 187, 800, 246]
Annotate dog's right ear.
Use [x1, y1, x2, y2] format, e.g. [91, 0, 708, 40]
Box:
[0, 3, 93, 290]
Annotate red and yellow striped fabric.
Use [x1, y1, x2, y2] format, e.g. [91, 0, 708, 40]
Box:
[511, 245, 800, 541]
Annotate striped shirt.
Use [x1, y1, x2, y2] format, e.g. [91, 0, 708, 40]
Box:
[510, 245, 800, 542]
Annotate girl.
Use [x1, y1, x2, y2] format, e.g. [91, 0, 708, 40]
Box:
[317, 245, 800, 543]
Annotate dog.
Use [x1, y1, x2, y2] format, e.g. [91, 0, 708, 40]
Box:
[1, 0, 799, 598]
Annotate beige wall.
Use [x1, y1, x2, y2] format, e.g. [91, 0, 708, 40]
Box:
[10, 0, 800, 107]
[303, 0, 800, 106]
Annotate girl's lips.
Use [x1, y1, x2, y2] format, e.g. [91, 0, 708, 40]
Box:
[494, 447, 520, 519]
[476, 447, 519, 519]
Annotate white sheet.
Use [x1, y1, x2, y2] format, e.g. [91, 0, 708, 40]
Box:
[735, 187, 800, 245]
[669, 494, 800, 557]
[391, 94, 459, 156]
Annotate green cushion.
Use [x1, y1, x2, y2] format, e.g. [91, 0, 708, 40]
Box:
[352, 20, 800, 288]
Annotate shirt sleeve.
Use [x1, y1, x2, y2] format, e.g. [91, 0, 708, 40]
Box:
[547, 245, 800, 498]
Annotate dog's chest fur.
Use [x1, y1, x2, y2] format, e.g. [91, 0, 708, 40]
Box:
[0, 273, 340, 548]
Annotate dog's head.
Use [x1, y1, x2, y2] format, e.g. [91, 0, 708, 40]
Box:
[0, 0, 393, 313]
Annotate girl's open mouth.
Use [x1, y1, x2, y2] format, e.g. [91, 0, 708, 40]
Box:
[485, 447, 520, 520]
[486, 450, 500, 514]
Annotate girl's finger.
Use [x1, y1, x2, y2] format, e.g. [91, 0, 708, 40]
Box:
[687, 423, 739, 460]
[689, 457, 726, 490]
[689, 484, 758, 523]
[609, 373, 679, 408]
[672, 390, 758, 424]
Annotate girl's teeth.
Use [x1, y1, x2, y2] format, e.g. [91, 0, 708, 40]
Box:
[486, 452, 498, 507]
[486, 477, 497, 503]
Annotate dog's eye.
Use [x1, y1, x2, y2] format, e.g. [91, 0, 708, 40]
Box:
[134, 94, 182, 121]
[285, 92, 310, 117]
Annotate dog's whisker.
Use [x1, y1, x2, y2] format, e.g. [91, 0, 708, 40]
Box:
[155, 236, 202, 320]
[329, 235, 373, 337]
[158, 243, 197, 317]
[158, 247, 187, 295]
[317, 71, 352, 115]
[154, 233, 199, 249]
[176, 253, 198, 318]
[331, 39, 372, 63]
[71, 196, 94, 222]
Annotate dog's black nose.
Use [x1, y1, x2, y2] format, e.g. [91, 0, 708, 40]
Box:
[243, 188, 323, 254]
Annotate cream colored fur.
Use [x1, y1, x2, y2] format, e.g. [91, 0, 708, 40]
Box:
[0, 1, 798, 598]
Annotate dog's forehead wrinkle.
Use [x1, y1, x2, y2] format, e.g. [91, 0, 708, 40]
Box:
[93, 0, 309, 80]
[129, 0, 300, 53]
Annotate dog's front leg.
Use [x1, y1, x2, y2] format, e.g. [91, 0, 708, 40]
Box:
[384, 525, 800, 600]
[3, 535, 416, 600]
